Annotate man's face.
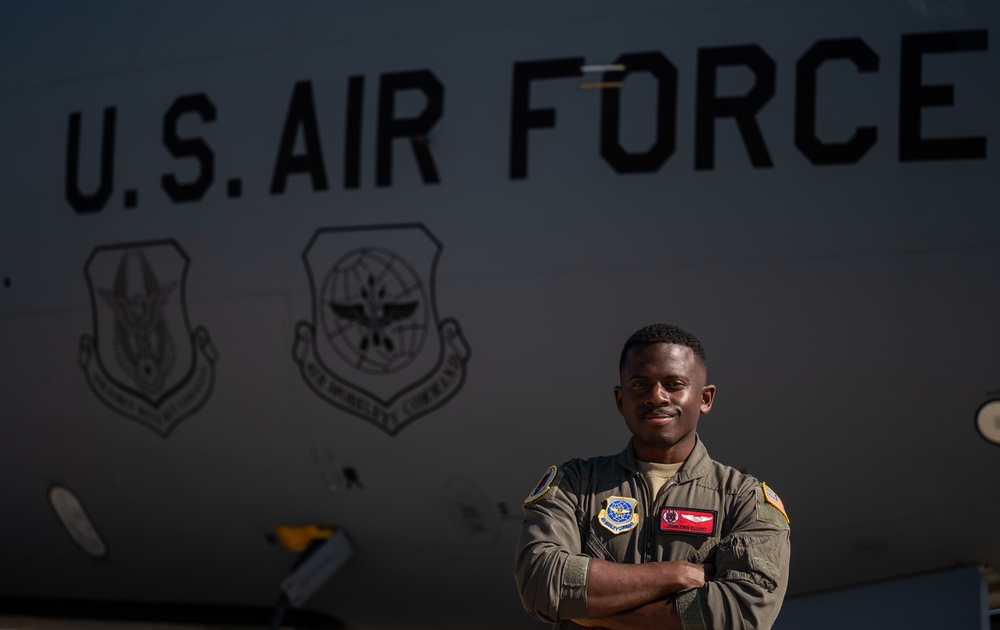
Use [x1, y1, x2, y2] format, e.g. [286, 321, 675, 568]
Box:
[613, 343, 715, 464]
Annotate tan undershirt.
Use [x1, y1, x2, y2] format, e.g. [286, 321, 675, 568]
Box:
[636, 459, 683, 502]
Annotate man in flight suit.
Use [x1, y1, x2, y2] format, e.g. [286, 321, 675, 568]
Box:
[515, 323, 790, 629]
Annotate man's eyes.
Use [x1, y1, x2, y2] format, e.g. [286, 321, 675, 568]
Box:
[630, 380, 685, 389]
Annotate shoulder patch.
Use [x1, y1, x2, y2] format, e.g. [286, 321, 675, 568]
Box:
[524, 465, 558, 503]
[762, 482, 789, 523]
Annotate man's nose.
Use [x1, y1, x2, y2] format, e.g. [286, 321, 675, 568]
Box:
[647, 383, 669, 405]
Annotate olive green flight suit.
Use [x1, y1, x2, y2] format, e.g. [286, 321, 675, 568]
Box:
[515, 436, 791, 629]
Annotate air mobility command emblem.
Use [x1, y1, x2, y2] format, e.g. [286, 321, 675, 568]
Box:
[598, 496, 639, 534]
[78, 241, 218, 438]
[293, 224, 470, 436]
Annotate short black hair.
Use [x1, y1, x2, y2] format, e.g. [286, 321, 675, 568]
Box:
[619, 323, 707, 370]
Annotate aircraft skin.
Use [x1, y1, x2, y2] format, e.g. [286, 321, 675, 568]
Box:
[2, 1, 999, 628]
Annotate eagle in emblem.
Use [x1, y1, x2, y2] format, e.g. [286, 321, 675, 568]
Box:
[609, 503, 631, 518]
[329, 274, 417, 353]
[98, 251, 177, 395]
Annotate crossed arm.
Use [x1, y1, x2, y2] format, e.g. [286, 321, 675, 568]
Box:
[570, 558, 710, 630]
[515, 466, 790, 629]
[515, 472, 714, 629]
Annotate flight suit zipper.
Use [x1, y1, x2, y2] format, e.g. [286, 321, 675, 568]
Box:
[638, 473, 653, 563]
[640, 474, 677, 563]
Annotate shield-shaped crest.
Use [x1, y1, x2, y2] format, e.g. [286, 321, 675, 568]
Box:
[293, 224, 470, 435]
[79, 240, 217, 438]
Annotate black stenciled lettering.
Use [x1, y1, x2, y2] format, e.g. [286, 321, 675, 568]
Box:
[162, 93, 216, 202]
[600, 52, 677, 173]
[271, 80, 329, 194]
[695, 45, 776, 170]
[899, 30, 988, 161]
[66, 107, 116, 213]
[376, 70, 444, 187]
[795, 38, 879, 165]
[344, 75, 364, 189]
[509, 58, 584, 179]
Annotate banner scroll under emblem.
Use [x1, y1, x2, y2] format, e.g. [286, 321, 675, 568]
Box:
[78, 240, 218, 438]
[293, 224, 470, 435]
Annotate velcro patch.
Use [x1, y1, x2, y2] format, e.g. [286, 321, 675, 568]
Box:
[658, 507, 717, 536]
[762, 482, 789, 523]
[599, 496, 639, 534]
[524, 465, 557, 503]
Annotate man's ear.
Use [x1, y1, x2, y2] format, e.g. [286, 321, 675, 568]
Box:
[700, 384, 716, 414]
[613, 386, 623, 415]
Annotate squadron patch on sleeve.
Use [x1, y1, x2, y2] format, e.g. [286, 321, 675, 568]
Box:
[762, 482, 789, 523]
[524, 465, 558, 503]
[598, 496, 639, 534]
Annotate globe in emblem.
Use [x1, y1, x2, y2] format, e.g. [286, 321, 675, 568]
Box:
[607, 499, 633, 523]
[319, 247, 429, 374]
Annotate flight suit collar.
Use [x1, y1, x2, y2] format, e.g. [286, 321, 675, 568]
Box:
[618, 434, 713, 484]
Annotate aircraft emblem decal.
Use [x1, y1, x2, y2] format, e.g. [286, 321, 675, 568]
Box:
[79, 241, 218, 438]
[598, 496, 639, 534]
[659, 507, 717, 536]
[293, 224, 470, 435]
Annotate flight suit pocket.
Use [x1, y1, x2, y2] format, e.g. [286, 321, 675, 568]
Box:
[716, 533, 782, 592]
[577, 508, 619, 562]
[584, 533, 615, 561]
[684, 537, 718, 564]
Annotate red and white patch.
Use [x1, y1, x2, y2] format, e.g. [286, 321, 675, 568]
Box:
[658, 507, 718, 536]
[524, 465, 557, 503]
